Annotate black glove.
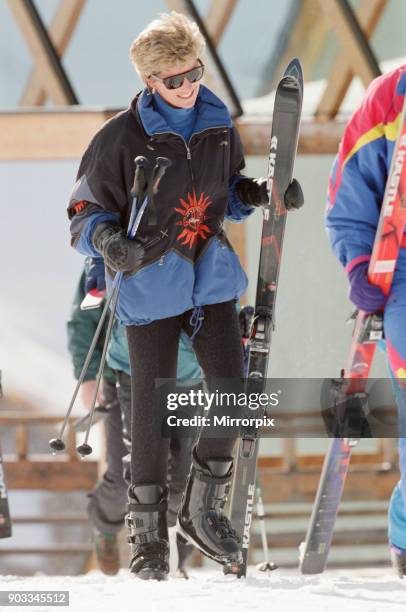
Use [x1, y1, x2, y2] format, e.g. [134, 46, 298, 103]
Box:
[92, 222, 145, 275]
[235, 177, 268, 207]
[236, 177, 304, 210]
[284, 178, 304, 210]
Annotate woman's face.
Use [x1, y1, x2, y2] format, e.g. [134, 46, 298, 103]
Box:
[148, 58, 202, 109]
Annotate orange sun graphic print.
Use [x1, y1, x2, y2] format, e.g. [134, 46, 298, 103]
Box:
[174, 190, 212, 248]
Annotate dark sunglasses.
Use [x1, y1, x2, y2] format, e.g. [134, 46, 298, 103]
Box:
[151, 62, 205, 90]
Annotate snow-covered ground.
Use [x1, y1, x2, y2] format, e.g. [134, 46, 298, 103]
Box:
[0, 567, 405, 612]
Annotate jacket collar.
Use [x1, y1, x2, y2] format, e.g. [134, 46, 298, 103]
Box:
[134, 85, 232, 138]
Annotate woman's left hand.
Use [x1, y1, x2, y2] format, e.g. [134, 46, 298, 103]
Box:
[283, 178, 304, 210]
[236, 176, 304, 210]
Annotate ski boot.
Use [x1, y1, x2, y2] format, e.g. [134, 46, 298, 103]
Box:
[126, 484, 169, 581]
[177, 449, 242, 572]
[391, 544, 406, 578]
[94, 530, 120, 575]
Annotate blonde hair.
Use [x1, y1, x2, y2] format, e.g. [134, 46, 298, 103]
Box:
[130, 11, 205, 81]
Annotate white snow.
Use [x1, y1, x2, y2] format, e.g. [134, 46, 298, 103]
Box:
[0, 567, 405, 612]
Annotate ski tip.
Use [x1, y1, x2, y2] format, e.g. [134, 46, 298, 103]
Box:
[283, 58, 303, 84]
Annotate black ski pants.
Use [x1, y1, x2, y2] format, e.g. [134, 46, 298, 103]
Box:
[117, 370, 203, 526]
[87, 377, 128, 533]
[126, 300, 245, 487]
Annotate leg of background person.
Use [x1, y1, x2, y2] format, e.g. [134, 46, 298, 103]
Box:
[115, 370, 132, 488]
[383, 278, 406, 558]
[86, 376, 128, 574]
[87, 376, 128, 533]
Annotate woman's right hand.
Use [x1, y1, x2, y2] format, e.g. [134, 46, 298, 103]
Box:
[92, 221, 145, 275]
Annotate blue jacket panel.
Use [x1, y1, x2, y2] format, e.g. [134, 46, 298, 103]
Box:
[326, 67, 406, 270]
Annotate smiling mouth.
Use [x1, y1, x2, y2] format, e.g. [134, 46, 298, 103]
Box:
[177, 90, 195, 99]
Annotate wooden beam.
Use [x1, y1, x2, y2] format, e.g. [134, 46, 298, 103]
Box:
[320, 0, 381, 89]
[205, 0, 238, 46]
[0, 546, 92, 554]
[271, 0, 330, 92]
[0, 108, 118, 160]
[264, 507, 388, 519]
[4, 459, 98, 490]
[250, 528, 390, 549]
[258, 452, 394, 470]
[0, 412, 74, 425]
[20, 0, 86, 106]
[236, 116, 346, 155]
[6, 0, 78, 105]
[316, 0, 387, 120]
[12, 515, 89, 523]
[15, 425, 28, 460]
[258, 468, 399, 503]
[0, 110, 346, 160]
[0, 111, 346, 159]
[165, 0, 237, 45]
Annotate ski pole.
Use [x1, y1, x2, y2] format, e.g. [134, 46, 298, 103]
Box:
[76, 156, 171, 457]
[255, 486, 278, 572]
[49, 155, 152, 454]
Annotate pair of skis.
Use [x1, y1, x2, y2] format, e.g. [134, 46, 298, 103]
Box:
[0, 371, 12, 539]
[300, 96, 406, 574]
[227, 59, 303, 577]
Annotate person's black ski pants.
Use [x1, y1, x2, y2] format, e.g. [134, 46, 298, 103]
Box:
[126, 300, 244, 487]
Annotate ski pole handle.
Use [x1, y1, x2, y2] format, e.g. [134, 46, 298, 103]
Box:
[150, 157, 172, 194]
[127, 157, 150, 239]
[130, 156, 148, 198]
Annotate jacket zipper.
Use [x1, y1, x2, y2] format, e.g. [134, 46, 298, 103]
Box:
[147, 126, 229, 264]
[151, 126, 229, 189]
[220, 138, 228, 183]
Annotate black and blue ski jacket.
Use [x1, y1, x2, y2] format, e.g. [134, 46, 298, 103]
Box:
[68, 85, 254, 326]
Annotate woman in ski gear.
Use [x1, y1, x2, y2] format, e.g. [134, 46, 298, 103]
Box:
[68, 12, 302, 580]
[325, 64, 406, 576]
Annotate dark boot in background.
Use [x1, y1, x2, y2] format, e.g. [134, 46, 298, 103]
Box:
[391, 544, 406, 578]
[93, 530, 120, 575]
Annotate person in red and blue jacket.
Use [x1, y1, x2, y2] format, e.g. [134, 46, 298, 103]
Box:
[326, 64, 406, 576]
[67, 12, 303, 580]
